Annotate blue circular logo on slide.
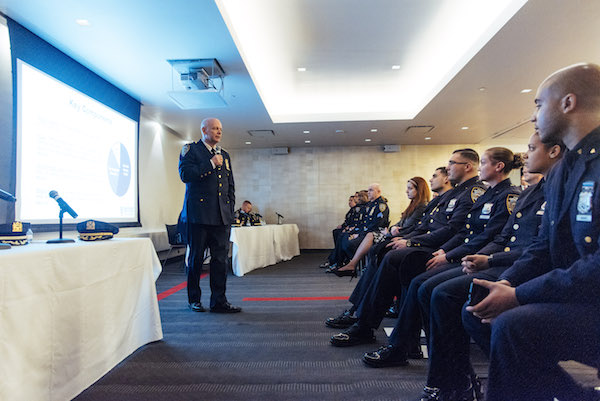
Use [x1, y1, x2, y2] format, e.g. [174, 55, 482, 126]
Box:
[107, 143, 131, 197]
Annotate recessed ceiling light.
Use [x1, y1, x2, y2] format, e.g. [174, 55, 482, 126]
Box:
[479, 87, 487, 92]
[391, 65, 401, 70]
[520, 88, 532, 93]
[365, 138, 372, 142]
[424, 137, 432, 140]
[76, 19, 91, 26]
[245, 141, 251, 145]
[304, 140, 311, 143]
[335, 129, 345, 133]
[297, 67, 306, 72]
[303, 130, 310, 134]
[461, 126, 469, 130]
[370, 129, 378, 132]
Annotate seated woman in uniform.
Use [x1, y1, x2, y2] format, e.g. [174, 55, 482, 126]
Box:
[333, 177, 430, 276]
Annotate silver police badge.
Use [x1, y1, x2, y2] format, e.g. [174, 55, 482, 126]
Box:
[576, 181, 594, 222]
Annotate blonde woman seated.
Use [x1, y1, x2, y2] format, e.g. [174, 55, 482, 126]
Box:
[333, 177, 430, 277]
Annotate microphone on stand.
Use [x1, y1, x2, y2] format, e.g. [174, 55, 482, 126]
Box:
[276, 212, 284, 225]
[0, 188, 16, 202]
[49, 191, 78, 218]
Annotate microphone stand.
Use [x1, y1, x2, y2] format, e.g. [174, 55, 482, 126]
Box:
[47, 209, 75, 243]
[277, 214, 284, 225]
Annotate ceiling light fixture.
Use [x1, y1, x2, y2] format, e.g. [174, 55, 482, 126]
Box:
[303, 130, 310, 134]
[520, 88, 532, 93]
[461, 126, 469, 130]
[304, 140, 311, 143]
[424, 137, 432, 140]
[297, 67, 306, 72]
[75, 19, 91, 26]
[365, 138, 372, 142]
[335, 129, 345, 133]
[370, 129, 378, 132]
[391, 65, 401, 70]
[479, 87, 487, 92]
[245, 141, 252, 145]
[216, 0, 528, 123]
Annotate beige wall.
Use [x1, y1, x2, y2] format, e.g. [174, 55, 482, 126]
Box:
[228, 141, 527, 249]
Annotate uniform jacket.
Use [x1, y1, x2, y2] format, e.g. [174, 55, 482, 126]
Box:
[341, 206, 358, 230]
[179, 141, 235, 226]
[478, 179, 546, 268]
[394, 203, 428, 237]
[355, 196, 390, 233]
[501, 127, 600, 306]
[441, 178, 521, 263]
[404, 176, 487, 249]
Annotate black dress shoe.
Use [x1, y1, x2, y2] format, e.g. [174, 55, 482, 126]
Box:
[189, 302, 206, 312]
[333, 268, 357, 278]
[330, 323, 375, 347]
[325, 310, 358, 329]
[210, 302, 242, 313]
[417, 385, 476, 401]
[362, 345, 409, 368]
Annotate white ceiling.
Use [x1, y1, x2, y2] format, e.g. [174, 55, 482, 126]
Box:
[1, 0, 599, 149]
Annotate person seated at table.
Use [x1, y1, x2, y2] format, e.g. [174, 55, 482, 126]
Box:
[323, 190, 369, 270]
[234, 200, 255, 226]
[333, 177, 431, 277]
[330, 183, 390, 277]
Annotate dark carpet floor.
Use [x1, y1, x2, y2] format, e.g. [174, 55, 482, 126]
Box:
[74, 252, 491, 401]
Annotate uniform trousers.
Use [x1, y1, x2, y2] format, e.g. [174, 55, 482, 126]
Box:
[423, 266, 505, 390]
[462, 302, 600, 401]
[340, 232, 366, 261]
[356, 246, 432, 330]
[187, 223, 230, 308]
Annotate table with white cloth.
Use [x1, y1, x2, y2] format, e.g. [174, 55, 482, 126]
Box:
[229, 224, 300, 277]
[0, 237, 163, 401]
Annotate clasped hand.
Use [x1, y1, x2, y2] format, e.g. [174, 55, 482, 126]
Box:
[465, 279, 519, 323]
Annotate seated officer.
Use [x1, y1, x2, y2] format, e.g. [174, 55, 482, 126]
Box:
[320, 194, 358, 269]
[333, 183, 390, 277]
[325, 167, 452, 329]
[328, 149, 486, 346]
[233, 200, 254, 226]
[463, 63, 600, 401]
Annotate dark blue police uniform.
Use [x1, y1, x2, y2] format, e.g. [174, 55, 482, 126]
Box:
[463, 128, 600, 401]
[366, 179, 519, 362]
[179, 141, 235, 309]
[340, 196, 390, 260]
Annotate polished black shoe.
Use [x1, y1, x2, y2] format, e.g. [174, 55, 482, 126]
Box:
[333, 268, 357, 278]
[319, 261, 331, 269]
[330, 323, 375, 347]
[417, 385, 476, 401]
[210, 302, 242, 313]
[362, 345, 409, 368]
[189, 302, 206, 312]
[325, 310, 358, 329]
[418, 386, 441, 401]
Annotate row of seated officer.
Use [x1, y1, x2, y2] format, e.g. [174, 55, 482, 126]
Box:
[327, 145, 527, 401]
[320, 184, 390, 275]
[323, 62, 600, 401]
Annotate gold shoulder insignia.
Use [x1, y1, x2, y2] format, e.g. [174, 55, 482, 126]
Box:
[379, 203, 387, 212]
[471, 186, 486, 203]
[506, 194, 519, 214]
[181, 144, 191, 157]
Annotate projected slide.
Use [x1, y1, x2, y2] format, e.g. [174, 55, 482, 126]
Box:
[16, 60, 138, 224]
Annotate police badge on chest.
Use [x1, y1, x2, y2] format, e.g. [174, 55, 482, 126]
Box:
[576, 181, 594, 222]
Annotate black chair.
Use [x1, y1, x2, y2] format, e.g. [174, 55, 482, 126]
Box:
[163, 224, 186, 269]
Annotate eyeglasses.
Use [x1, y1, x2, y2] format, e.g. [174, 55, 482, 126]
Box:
[448, 160, 469, 166]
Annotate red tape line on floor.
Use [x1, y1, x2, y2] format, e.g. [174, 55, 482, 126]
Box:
[242, 296, 350, 302]
[157, 273, 208, 301]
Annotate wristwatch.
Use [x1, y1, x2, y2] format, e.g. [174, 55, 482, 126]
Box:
[405, 239, 412, 247]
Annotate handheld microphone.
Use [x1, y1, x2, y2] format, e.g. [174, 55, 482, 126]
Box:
[0, 188, 16, 202]
[214, 146, 222, 155]
[49, 190, 78, 218]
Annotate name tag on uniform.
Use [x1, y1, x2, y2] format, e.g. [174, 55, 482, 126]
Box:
[446, 199, 457, 212]
[576, 181, 594, 222]
[479, 202, 493, 220]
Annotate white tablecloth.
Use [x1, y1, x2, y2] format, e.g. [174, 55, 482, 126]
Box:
[0, 238, 163, 401]
[230, 224, 300, 276]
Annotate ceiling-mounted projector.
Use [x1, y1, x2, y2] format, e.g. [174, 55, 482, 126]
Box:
[180, 68, 211, 90]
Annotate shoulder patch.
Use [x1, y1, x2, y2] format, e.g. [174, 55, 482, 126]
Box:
[379, 203, 387, 212]
[506, 194, 519, 214]
[181, 144, 191, 157]
[471, 186, 486, 203]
